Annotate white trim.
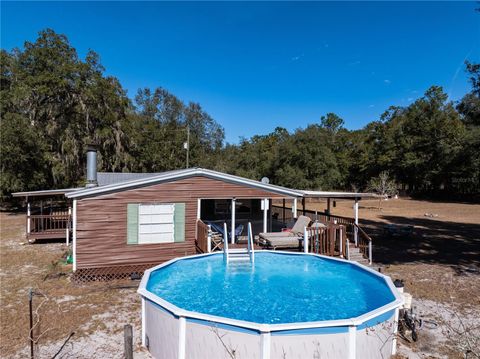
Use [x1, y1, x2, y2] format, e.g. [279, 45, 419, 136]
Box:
[137, 251, 404, 334]
[72, 199, 77, 271]
[66, 168, 302, 199]
[301, 190, 378, 199]
[12, 188, 81, 197]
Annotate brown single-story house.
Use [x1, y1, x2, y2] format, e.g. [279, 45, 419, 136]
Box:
[13, 148, 376, 279]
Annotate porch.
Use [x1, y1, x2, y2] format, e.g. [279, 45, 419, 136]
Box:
[195, 197, 373, 265]
[12, 189, 74, 243]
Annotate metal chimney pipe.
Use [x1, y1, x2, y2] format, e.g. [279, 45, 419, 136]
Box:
[86, 145, 98, 187]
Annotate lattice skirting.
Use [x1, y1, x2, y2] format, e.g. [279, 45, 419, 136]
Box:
[72, 263, 159, 283]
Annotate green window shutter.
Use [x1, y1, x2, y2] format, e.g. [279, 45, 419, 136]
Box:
[174, 203, 186, 243]
[127, 204, 139, 244]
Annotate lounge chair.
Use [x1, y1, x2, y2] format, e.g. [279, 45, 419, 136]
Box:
[258, 215, 312, 249]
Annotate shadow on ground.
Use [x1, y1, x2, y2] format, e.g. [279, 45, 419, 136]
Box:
[362, 216, 480, 270]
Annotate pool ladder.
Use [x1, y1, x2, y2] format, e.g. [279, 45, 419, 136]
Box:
[223, 222, 255, 264]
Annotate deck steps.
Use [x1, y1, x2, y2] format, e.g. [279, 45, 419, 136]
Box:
[348, 243, 370, 266]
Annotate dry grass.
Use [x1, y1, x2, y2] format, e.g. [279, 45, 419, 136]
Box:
[1, 198, 479, 358]
[0, 212, 147, 358]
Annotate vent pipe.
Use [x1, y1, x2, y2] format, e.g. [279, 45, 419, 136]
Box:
[86, 145, 98, 187]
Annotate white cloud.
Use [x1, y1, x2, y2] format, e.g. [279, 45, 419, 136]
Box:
[368, 104, 375, 108]
[384, 79, 391, 84]
[291, 53, 304, 62]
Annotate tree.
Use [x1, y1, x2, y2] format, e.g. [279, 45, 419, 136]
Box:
[366, 171, 397, 209]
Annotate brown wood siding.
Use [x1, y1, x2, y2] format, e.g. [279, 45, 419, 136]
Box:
[76, 176, 289, 269]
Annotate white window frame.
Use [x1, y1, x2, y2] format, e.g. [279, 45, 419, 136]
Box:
[138, 203, 175, 244]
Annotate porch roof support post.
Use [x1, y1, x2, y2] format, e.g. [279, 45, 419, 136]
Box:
[26, 198, 31, 234]
[72, 199, 77, 271]
[66, 207, 72, 246]
[197, 198, 201, 220]
[293, 198, 298, 219]
[353, 198, 359, 246]
[262, 198, 268, 234]
[231, 198, 236, 244]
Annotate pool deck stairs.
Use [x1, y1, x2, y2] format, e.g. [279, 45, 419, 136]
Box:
[348, 242, 370, 266]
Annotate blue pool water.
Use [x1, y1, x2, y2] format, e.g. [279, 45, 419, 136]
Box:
[146, 252, 395, 324]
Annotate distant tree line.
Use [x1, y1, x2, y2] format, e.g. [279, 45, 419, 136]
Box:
[1, 30, 479, 201]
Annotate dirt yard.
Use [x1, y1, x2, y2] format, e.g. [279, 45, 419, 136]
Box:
[0, 212, 150, 359]
[1, 198, 479, 358]
[307, 197, 480, 358]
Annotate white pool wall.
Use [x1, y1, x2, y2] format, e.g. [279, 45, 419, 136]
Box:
[138, 251, 404, 359]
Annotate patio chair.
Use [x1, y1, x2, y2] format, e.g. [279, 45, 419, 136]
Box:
[258, 215, 312, 249]
[207, 222, 244, 250]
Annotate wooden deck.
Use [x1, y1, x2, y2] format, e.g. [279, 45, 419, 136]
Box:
[27, 211, 71, 242]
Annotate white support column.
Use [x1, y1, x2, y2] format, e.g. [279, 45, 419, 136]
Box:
[26, 199, 31, 234]
[339, 226, 344, 258]
[141, 298, 146, 347]
[231, 198, 236, 244]
[261, 332, 271, 359]
[207, 225, 212, 253]
[354, 198, 359, 246]
[66, 207, 72, 246]
[348, 325, 356, 359]
[392, 307, 400, 355]
[72, 199, 77, 271]
[303, 226, 309, 253]
[178, 316, 186, 359]
[262, 198, 269, 233]
[292, 198, 298, 219]
[197, 198, 201, 219]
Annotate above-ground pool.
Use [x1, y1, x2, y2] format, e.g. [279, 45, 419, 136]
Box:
[138, 252, 403, 359]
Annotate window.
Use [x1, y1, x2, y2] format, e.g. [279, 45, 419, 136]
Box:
[138, 204, 175, 244]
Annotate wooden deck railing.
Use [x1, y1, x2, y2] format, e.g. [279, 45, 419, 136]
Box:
[272, 204, 370, 262]
[196, 219, 210, 253]
[28, 212, 70, 234]
[306, 224, 347, 258]
[355, 224, 373, 264]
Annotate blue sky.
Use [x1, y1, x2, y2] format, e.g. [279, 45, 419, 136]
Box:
[2, 2, 479, 143]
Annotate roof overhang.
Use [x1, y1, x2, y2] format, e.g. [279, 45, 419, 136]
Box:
[11, 188, 82, 198]
[66, 168, 304, 199]
[300, 190, 379, 199]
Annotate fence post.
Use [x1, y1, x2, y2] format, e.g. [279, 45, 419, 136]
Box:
[124, 324, 133, 359]
[346, 239, 350, 260]
[29, 289, 34, 359]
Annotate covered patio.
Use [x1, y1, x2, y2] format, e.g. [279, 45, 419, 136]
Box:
[12, 188, 77, 243]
